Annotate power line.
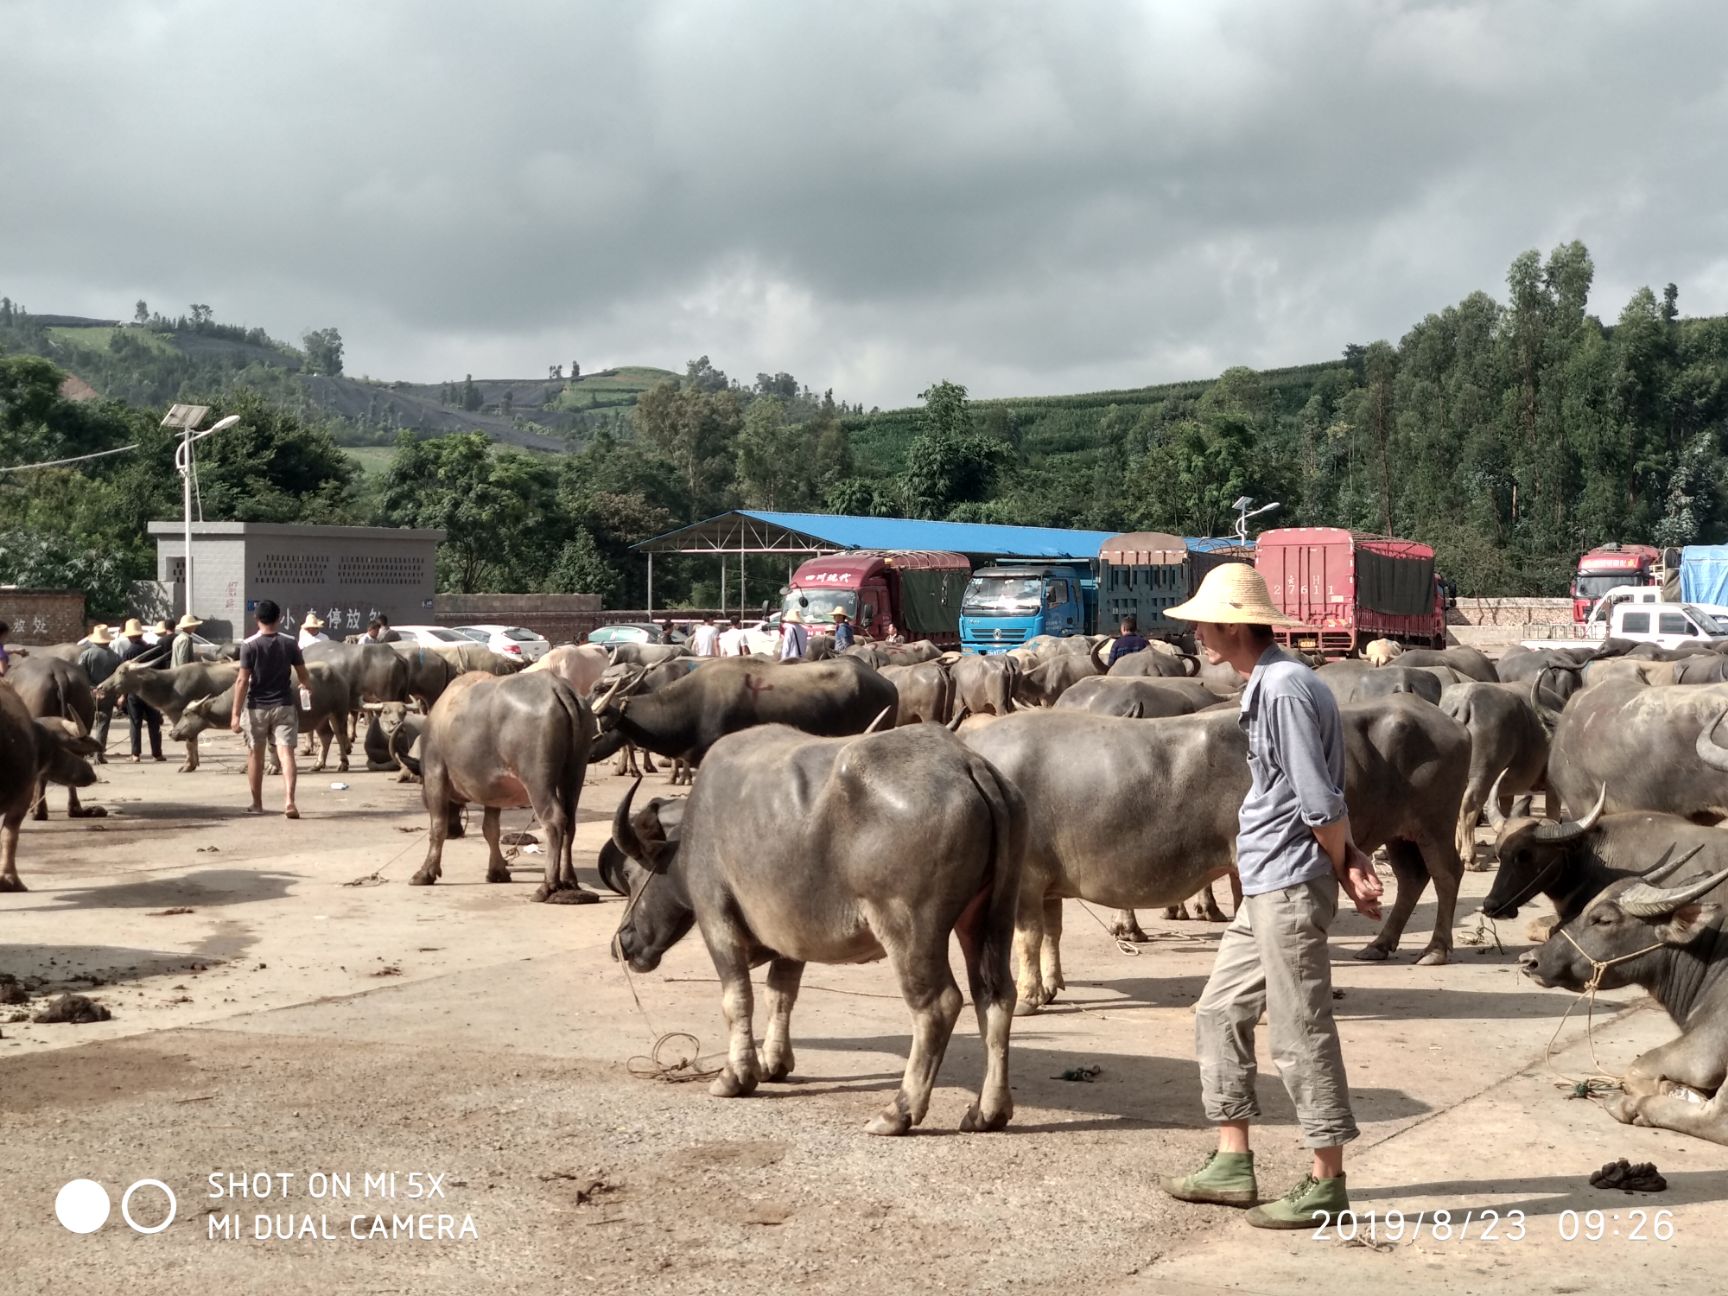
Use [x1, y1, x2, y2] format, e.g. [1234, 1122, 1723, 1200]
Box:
[0, 443, 137, 474]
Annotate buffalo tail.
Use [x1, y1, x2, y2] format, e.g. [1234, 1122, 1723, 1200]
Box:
[964, 759, 1025, 1009]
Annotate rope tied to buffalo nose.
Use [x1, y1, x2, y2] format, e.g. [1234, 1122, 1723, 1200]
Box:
[1542, 929, 1670, 1097]
[614, 864, 724, 1083]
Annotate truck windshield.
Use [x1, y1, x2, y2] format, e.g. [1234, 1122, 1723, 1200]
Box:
[784, 590, 856, 622]
[1685, 606, 1728, 635]
[962, 576, 1042, 616]
[1576, 572, 1635, 601]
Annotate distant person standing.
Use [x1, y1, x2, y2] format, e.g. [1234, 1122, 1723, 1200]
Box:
[231, 599, 314, 819]
[1107, 615, 1150, 666]
[363, 619, 387, 644]
[77, 625, 122, 761]
[375, 614, 402, 643]
[691, 615, 721, 658]
[117, 618, 166, 762]
[0, 619, 15, 678]
[171, 613, 203, 667]
[297, 611, 329, 649]
[779, 608, 808, 661]
[831, 608, 856, 652]
[716, 620, 747, 657]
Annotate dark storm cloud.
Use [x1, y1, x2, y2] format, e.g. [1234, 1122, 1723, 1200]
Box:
[3, 0, 1726, 407]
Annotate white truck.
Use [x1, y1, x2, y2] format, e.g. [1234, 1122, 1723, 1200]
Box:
[1523, 600, 1728, 652]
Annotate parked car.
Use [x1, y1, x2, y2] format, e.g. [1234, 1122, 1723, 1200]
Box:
[451, 624, 551, 662]
[587, 622, 690, 646]
[390, 625, 473, 647]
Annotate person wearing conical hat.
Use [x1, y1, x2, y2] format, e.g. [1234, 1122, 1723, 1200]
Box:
[778, 606, 808, 661]
[1158, 562, 1382, 1230]
[297, 610, 329, 650]
[77, 625, 122, 760]
[171, 613, 204, 668]
[115, 618, 166, 761]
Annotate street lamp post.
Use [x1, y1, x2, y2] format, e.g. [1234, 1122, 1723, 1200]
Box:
[161, 405, 240, 619]
[1231, 496, 1281, 545]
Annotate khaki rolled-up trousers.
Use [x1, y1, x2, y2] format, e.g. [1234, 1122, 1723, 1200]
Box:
[1194, 875, 1359, 1148]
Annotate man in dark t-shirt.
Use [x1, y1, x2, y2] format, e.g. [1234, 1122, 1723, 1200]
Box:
[1106, 615, 1151, 667]
[231, 599, 313, 819]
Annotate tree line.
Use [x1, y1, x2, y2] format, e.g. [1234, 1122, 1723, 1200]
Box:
[5, 241, 1727, 616]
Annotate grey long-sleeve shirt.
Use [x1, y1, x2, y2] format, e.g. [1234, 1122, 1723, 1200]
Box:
[1235, 645, 1348, 896]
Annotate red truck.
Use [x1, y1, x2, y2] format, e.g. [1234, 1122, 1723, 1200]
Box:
[1571, 543, 1661, 622]
[784, 551, 972, 646]
[1254, 527, 1446, 656]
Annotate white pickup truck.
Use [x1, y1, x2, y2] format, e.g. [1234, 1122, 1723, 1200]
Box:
[1523, 600, 1728, 652]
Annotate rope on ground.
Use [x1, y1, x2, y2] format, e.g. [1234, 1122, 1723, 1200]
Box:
[1542, 930, 1669, 1101]
[614, 865, 724, 1083]
[1075, 899, 1142, 956]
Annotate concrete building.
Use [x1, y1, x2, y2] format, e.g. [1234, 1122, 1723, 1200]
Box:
[148, 522, 444, 642]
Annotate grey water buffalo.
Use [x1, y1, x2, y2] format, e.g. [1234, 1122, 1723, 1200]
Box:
[1676, 655, 1728, 685]
[1389, 646, 1498, 683]
[1012, 650, 1104, 708]
[389, 640, 520, 706]
[1, 684, 101, 891]
[603, 641, 691, 668]
[97, 659, 240, 771]
[170, 661, 355, 772]
[1520, 854, 1728, 1145]
[1495, 649, 1587, 703]
[1317, 661, 1442, 705]
[591, 656, 898, 768]
[596, 657, 705, 780]
[1053, 676, 1222, 718]
[844, 640, 942, 667]
[1544, 681, 1728, 822]
[609, 723, 1025, 1134]
[965, 697, 1469, 1011]
[1582, 657, 1679, 689]
[1437, 681, 1553, 862]
[1107, 649, 1200, 680]
[6, 658, 103, 820]
[1483, 801, 1728, 923]
[302, 639, 413, 708]
[950, 654, 1020, 716]
[402, 670, 596, 902]
[880, 660, 954, 725]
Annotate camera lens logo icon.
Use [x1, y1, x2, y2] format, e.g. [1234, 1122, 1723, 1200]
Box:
[55, 1179, 177, 1235]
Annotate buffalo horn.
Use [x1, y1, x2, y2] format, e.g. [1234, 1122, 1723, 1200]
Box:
[1531, 784, 1607, 844]
[1123, 701, 1144, 720]
[1484, 769, 1510, 829]
[1179, 652, 1200, 677]
[864, 706, 893, 733]
[947, 708, 970, 733]
[610, 777, 653, 869]
[1636, 842, 1705, 885]
[1618, 860, 1728, 918]
[1089, 637, 1109, 676]
[1696, 709, 1728, 773]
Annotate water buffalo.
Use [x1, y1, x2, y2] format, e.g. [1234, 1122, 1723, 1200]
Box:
[97, 659, 240, 771]
[1676, 655, 1728, 686]
[879, 660, 954, 725]
[388, 640, 520, 705]
[1053, 676, 1222, 718]
[592, 657, 898, 766]
[844, 640, 942, 668]
[1437, 681, 1553, 862]
[1391, 646, 1499, 683]
[6, 657, 104, 819]
[402, 670, 596, 902]
[1495, 649, 1587, 703]
[1107, 649, 1200, 680]
[609, 723, 1025, 1134]
[595, 657, 705, 780]
[1520, 855, 1728, 1144]
[1483, 802, 1728, 923]
[170, 661, 355, 772]
[1, 684, 100, 891]
[526, 643, 612, 697]
[965, 697, 1470, 1011]
[1582, 657, 1679, 689]
[604, 641, 691, 668]
[1544, 681, 1728, 822]
[1012, 649, 1104, 707]
[949, 655, 1020, 716]
[1317, 661, 1442, 705]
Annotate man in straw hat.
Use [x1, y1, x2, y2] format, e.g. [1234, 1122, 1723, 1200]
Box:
[116, 618, 167, 761]
[297, 610, 329, 649]
[171, 613, 204, 668]
[1160, 561, 1383, 1229]
[779, 606, 808, 661]
[77, 624, 122, 761]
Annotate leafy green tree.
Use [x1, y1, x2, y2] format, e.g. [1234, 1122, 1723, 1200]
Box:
[543, 529, 619, 602]
[134, 300, 149, 325]
[632, 379, 741, 516]
[735, 396, 813, 509]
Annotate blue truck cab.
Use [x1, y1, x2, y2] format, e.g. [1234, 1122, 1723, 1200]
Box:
[959, 563, 1098, 653]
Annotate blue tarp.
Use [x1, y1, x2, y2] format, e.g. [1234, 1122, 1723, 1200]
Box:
[635, 509, 1119, 561]
[1681, 545, 1728, 605]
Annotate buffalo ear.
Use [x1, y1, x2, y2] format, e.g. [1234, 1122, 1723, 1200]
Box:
[1658, 902, 1721, 945]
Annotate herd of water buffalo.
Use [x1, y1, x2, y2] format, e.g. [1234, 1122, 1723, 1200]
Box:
[5, 626, 1728, 1146]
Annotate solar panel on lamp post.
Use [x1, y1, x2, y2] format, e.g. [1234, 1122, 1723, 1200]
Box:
[161, 404, 240, 621]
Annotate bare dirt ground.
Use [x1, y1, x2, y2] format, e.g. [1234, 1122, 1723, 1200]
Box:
[3, 731, 1726, 1294]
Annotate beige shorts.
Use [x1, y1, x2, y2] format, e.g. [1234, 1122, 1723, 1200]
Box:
[244, 704, 299, 750]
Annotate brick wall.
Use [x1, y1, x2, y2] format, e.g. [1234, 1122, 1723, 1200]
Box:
[1, 589, 88, 646]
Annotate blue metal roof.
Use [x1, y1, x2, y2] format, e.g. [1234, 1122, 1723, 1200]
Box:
[634, 509, 1119, 561]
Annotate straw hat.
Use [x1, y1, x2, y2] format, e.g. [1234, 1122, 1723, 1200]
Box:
[1167, 563, 1302, 626]
[151, 618, 173, 635]
[784, 608, 804, 625]
[176, 613, 203, 631]
[122, 618, 145, 637]
[831, 608, 849, 620]
[302, 611, 326, 630]
[88, 624, 114, 646]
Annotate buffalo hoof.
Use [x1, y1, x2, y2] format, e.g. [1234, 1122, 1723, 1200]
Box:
[1111, 921, 1151, 943]
[865, 1104, 912, 1136]
[31, 807, 48, 823]
[538, 885, 599, 905]
[1415, 948, 1449, 967]
[709, 1064, 759, 1098]
[762, 1051, 795, 1082]
[408, 868, 438, 886]
[959, 1099, 1011, 1133]
[311, 763, 327, 774]
[1353, 945, 1392, 962]
[69, 806, 107, 819]
[178, 763, 196, 773]
[486, 866, 513, 884]
[1160, 906, 1180, 920]
[337, 760, 350, 773]
[1012, 994, 1045, 1017]
[0, 875, 26, 892]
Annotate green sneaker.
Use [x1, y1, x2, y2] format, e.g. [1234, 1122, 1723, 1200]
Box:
[1245, 1173, 1349, 1229]
[1160, 1150, 1258, 1207]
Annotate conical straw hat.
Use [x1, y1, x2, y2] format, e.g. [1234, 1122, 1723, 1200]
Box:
[1167, 563, 1302, 626]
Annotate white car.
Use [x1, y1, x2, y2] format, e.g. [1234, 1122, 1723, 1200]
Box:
[451, 623, 551, 662]
[390, 625, 473, 647]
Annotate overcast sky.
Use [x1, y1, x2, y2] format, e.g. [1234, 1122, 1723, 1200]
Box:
[4, 1, 1726, 409]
